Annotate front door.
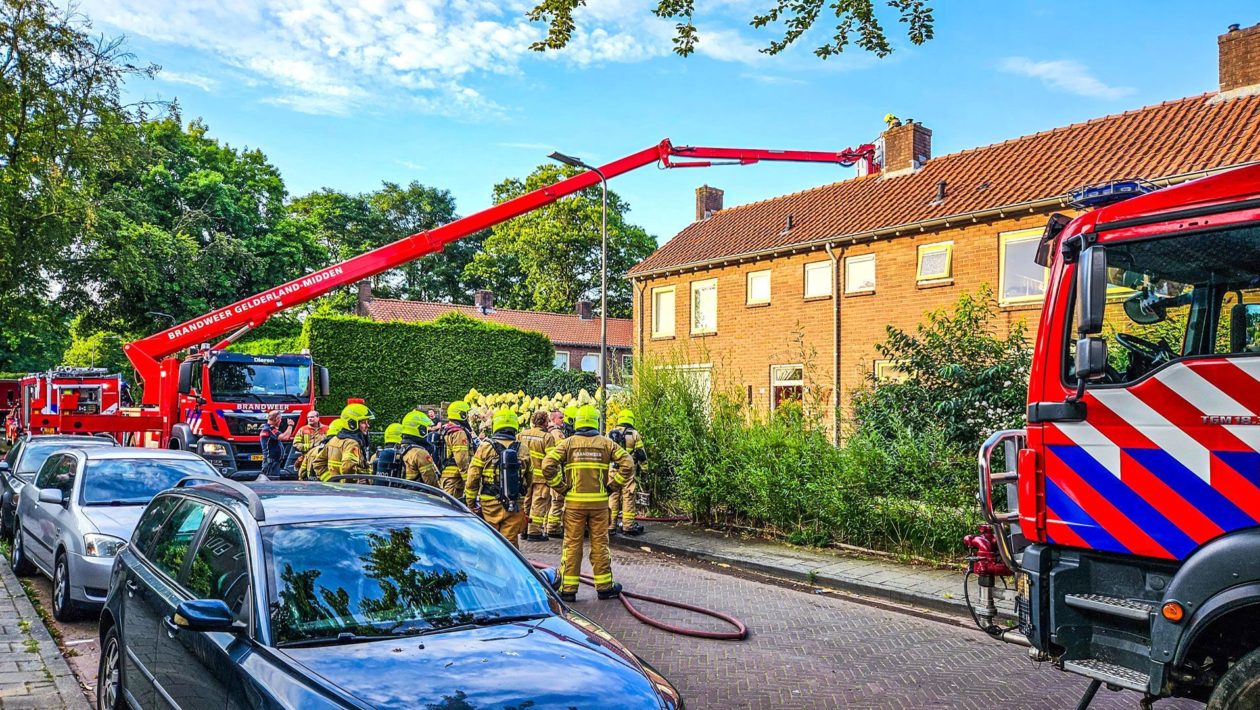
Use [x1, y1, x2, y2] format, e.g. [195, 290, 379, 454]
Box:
[27, 454, 77, 572]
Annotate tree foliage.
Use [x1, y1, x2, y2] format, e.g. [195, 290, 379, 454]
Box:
[465, 164, 655, 318]
[527, 0, 934, 59]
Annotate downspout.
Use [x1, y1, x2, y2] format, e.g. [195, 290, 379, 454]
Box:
[634, 279, 645, 360]
[825, 243, 844, 445]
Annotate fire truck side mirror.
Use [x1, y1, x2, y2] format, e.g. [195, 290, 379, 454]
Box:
[1075, 337, 1108, 382]
[1075, 245, 1107, 336]
[177, 362, 194, 395]
[318, 366, 330, 397]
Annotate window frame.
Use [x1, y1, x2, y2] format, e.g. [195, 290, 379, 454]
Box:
[999, 228, 1050, 306]
[873, 360, 910, 384]
[746, 269, 772, 305]
[803, 260, 833, 299]
[142, 497, 213, 591]
[185, 508, 253, 623]
[916, 241, 954, 283]
[690, 278, 718, 335]
[621, 354, 633, 373]
[844, 254, 877, 294]
[651, 286, 677, 338]
[580, 353, 600, 374]
[770, 363, 805, 412]
[552, 351, 570, 370]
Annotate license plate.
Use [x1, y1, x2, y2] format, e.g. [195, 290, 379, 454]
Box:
[249, 454, 264, 462]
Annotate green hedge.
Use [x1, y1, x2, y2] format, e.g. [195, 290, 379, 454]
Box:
[307, 312, 553, 424]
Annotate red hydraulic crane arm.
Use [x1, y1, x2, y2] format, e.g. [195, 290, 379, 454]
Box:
[123, 138, 875, 392]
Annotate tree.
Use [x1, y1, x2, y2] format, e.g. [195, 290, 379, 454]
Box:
[527, 0, 934, 60]
[464, 164, 656, 318]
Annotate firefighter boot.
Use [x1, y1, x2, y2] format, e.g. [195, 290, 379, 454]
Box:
[597, 582, 624, 600]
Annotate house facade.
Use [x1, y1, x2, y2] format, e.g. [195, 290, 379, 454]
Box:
[627, 23, 1260, 427]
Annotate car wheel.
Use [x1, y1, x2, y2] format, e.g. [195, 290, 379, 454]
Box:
[52, 553, 82, 622]
[97, 625, 126, 710]
[1209, 646, 1260, 710]
[9, 526, 34, 576]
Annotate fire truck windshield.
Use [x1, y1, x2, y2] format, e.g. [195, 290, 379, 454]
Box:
[1067, 224, 1260, 385]
[208, 362, 310, 403]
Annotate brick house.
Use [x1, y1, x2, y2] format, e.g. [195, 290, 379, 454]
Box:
[627, 23, 1260, 431]
[355, 284, 633, 379]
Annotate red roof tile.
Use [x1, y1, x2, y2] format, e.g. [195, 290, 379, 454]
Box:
[360, 299, 632, 348]
[629, 92, 1260, 276]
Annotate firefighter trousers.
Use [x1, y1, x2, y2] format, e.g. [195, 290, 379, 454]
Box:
[560, 507, 614, 593]
[609, 479, 638, 526]
[478, 498, 527, 548]
[527, 481, 552, 536]
[545, 488, 566, 536]
[440, 466, 465, 500]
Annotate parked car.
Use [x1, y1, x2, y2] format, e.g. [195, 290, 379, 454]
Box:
[97, 479, 683, 710]
[0, 433, 119, 540]
[10, 447, 220, 621]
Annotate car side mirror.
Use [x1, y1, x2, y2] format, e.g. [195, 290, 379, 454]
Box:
[0, 461, 9, 474]
[1075, 337, 1108, 382]
[172, 599, 239, 633]
[177, 362, 194, 396]
[318, 366, 330, 398]
[37, 488, 67, 506]
[538, 566, 560, 591]
[1075, 245, 1107, 336]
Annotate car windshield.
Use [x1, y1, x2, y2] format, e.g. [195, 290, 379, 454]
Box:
[209, 362, 310, 403]
[264, 517, 552, 646]
[16, 439, 114, 478]
[81, 458, 217, 506]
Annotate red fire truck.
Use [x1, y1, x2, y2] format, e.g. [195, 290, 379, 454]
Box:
[969, 163, 1260, 708]
[7, 368, 128, 442]
[55, 140, 872, 477]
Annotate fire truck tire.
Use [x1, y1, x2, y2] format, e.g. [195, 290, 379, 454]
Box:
[1209, 646, 1260, 710]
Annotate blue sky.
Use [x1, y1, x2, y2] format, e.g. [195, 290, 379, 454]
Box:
[83, 0, 1256, 246]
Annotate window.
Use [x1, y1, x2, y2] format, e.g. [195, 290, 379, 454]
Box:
[651, 286, 676, 338]
[1000, 229, 1049, 304]
[580, 353, 600, 373]
[149, 499, 209, 582]
[131, 495, 181, 557]
[34, 454, 76, 495]
[917, 242, 953, 282]
[82, 457, 217, 506]
[691, 279, 717, 334]
[770, 364, 804, 410]
[804, 261, 833, 298]
[746, 270, 771, 305]
[874, 360, 909, 383]
[845, 254, 876, 294]
[187, 511, 250, 617]
[622, 354, 633, 374]
[552, 351, 570, 370]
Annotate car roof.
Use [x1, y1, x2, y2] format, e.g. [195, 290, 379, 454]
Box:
[22, 434, 116, 444]
[171, 481, 470, 527]
[78, 447, 209, 461]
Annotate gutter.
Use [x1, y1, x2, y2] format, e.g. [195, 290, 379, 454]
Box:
[625, 163, 1256, 282]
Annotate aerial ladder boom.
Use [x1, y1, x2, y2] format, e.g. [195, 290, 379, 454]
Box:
[124, 138, 876, 404]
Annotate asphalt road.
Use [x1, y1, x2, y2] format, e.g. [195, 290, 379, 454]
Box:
[23, 539, 1202, 710]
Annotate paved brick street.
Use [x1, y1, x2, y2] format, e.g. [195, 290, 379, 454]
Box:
[521, 538, 1199, 710]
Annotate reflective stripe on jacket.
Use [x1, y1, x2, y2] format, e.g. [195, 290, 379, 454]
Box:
[541, 431, 631, 510]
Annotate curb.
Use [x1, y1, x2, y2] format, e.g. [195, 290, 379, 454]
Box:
[609, 527, 970, 619]
[0, 561, 91, 709]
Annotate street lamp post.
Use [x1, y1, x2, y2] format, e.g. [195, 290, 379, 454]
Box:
[549, 151, 609, 431]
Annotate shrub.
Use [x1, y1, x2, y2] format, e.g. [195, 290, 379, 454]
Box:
[524, 367, 598, 397]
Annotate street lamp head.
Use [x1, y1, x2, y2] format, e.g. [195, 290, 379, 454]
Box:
[548, 151, 590, 171]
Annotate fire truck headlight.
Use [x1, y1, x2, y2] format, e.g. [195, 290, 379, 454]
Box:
[200, 442, 228, 457]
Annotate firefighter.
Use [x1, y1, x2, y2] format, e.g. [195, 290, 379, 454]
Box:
[562, 404, 577, 437]
[608, 409, 648, 536]
[438, 400, 474, 499]
[372, 423, 404, 477]
[307, 418, 345, 480]
[544, 409, 569, 538]
[327, 402, 373, 480]
[518, 410, 557, 541]
[465, 408, 529, 547]
[542, 404, 632, 601]
[287, 410, 324, 472]
[259, 410, 285, 479]
[399, 411, 439, 486]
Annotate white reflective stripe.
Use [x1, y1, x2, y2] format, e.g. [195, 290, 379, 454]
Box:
[1155, 363, 1253, 417]
[1230, 357, 1260, 385]
[1091, 388, 1211, 482]
[1222, 425, 1260, 453]
[1052, 420, 1122, 478]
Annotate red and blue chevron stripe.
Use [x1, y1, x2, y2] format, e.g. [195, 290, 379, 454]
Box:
[1041, 358, 1260, 560]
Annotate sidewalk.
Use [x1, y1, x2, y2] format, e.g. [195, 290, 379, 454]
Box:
[610, 521, 1000, 618]
[0, 562, 90, 709]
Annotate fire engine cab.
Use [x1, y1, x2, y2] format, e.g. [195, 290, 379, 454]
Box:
[971, 163, 1260, 708]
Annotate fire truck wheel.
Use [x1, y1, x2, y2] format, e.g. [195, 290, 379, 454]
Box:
[1209, 646, 1260, 710]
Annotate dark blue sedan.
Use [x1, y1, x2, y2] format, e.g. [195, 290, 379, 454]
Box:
[97, 478, 683, 709]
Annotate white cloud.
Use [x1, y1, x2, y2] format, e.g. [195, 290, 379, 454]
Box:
[1000, 57, 1133, 99]
[156, 70, 219, 92]
[82, 0, 728, 117]
[740, 72, 805, 85]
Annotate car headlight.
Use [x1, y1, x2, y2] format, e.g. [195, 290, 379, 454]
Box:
[201, 442, 228, 457]
[84, 533, 127, 558]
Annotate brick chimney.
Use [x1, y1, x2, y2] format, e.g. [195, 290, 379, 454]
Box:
[576, 299, 593, 320]
[696, 185, 724, 221]
[880, 119, 931, 176]
[356, 280, 373, 316]
[474, 289, 494, 314]
[1219, 23, 1260, 94]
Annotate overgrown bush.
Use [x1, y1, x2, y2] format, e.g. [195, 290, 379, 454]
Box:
[525, 367, 598, 397]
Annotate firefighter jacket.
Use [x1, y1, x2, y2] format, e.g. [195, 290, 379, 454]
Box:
[327, 430, 368, 478]
[293, 424, 325, 453]
[610, 425, 647, 478]
[400, 435, 439, 484]
[541, 429, 632, 511]
[442, 423, 473, 472]
[466, 434, 529, 505]
[516, 427, 556, 483]
[307, 440, 331, 480]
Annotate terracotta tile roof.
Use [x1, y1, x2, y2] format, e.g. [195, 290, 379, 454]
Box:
[630, 92, 1260, 276]
[360, 298, 632, 348]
